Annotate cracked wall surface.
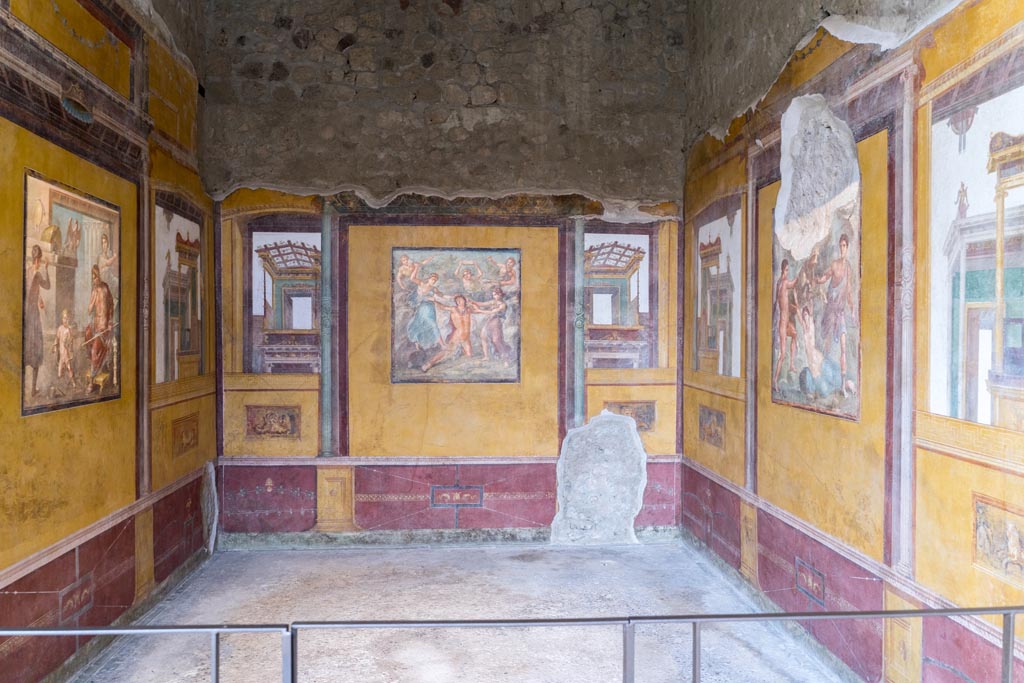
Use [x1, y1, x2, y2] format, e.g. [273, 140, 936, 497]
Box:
[201, 0, 687, 202]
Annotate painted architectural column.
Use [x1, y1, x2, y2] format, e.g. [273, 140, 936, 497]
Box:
[319, 202, 334, 456]
[137, 170, 152, 496]
[994, 187, 1007, 373]
[893, 63, 919, 576]
[574, 218, 586, 427]
[745, 151, 758, 492]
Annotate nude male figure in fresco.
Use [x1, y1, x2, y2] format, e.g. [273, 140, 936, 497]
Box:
[816, 232, 855, 385]
[422, 294, 478, 372]
[772, 258, 798, 392]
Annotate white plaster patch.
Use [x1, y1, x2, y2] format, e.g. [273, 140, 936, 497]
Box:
[775, 94, 860, 261]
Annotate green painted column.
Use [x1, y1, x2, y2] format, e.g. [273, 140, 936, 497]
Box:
[319, 202, 333, 456]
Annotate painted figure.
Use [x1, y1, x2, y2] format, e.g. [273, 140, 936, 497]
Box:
[489, 255, 519, 290]
[396, 253, 431, 292]
[794, 246, 820, 311]
[477, 286, 512, 365]
[85, 265, 114, 392]
[797, 306, 856, 399]
[97, 232, 118, 292]
[955, 181, 969, 220]
[773, 258, 798, 391]
[422, 294, 477, 371]
[816, 232, 855, 381]
[455, 260, 484, 295]
[53, 308, 77, 387]
[24, 244, 51, 397]
[406, 271, 443, 350]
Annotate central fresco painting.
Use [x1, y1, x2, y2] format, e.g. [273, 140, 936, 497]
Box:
[391, 247, 521, 383]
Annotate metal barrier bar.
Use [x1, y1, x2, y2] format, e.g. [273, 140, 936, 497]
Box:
[1003, 611, 1016, 683]
[284, 629, 295, 683]
[692, 621, 701, 683]
[210, 632, 220, 683]
[622, 622, 635, 683]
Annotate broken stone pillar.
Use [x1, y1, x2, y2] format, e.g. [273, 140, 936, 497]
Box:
[551, 410, 648, 545]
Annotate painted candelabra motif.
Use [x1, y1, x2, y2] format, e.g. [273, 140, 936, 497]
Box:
[929, 66, 1024, 429]
[390, 247, 521, 384]
[155, 206, 202, 383]
[251, 233, 321, 374]
[22, 172, 121, 415]
[771, 96, 861, 420]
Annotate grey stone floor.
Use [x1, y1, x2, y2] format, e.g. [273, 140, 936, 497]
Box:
[69, 542, 856, 683]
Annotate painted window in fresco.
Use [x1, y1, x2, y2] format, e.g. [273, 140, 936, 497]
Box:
[391, 247, 521, 384]
[929, 67, 1024, 430]
[583, 227, 657, 369]
[771, 98, 861, 420]
[22, 172, 121, 415]
[250, 232, 321, 374]
[692, 196, 742, 377]
[155, 205, 202, 383]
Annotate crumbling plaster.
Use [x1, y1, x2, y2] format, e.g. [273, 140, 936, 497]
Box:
[184, 0, 960, 206]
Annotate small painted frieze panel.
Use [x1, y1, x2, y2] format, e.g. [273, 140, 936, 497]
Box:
[693, 197, 742, 377]
[771, 98, 861, 420]
[171, 413, 200, 458]
[245, 405, 301, 439]
[430, 485, 484, 508]
[603, 400, 655, 431]
[795, 558, 826, 607]
[251, 232, 321, 374]
[391, 247, 521, 383]
[928, 59, 1024, 430]
[155, 204, 203, 383]
[973, 494, 1024, 588]
[23, 172, 121, 415]
[697, 405, 725, 448]
[582, 231, 655, 369]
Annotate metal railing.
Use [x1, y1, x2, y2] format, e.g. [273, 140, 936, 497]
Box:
[4, 605, 1022, 683]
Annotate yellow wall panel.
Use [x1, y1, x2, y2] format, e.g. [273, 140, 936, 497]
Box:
[134, 507, 154, 602]
[916, 447, 1024, 637]
[150, 393, 217, 490]
[223, 373, 319, 457]
[220, 189, 320, 217]
[919, 0, 1024, 89]
[883, 588, 923, 683]
[756, 131, 889, 562]
[0, 118, 137, 571]
[682, 386, 746, 487]
[348, 225, 560, 457]
[586, 383, 677, 456]
[148, 37, 197, 152]
[12, 0, 131, 98]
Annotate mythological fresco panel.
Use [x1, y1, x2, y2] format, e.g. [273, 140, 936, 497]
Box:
[929, 65, 1024, 430]
[391, 247, 521, 384]
[250, 231, 322, 374]
[22, 172, 121, 415]
[155, 207, 202, 383]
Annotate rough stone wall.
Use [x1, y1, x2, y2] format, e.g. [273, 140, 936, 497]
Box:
[201, 0, 687, 202]
[683, 0, 956, 143]
[151, 0, 206, 76]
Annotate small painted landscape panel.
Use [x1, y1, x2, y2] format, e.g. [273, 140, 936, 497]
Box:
[697, 404, 725, 448]
[171, 413, 199, 458]
[23, 172, 121, 415]
[251, 232, 321, 374]
[155, 205, 202, 383]
[973, 493, 1024, 588]
[928, 61, 1024, 431]
[391, 247, 521, 384]
[603, 400, 655, 431]
[245, 405, 301, 439]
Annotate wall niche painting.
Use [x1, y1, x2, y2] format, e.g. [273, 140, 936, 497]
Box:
[245, 404, 301, 439]
[582, 227, 657, 369]
[250, 232, 321, 374]
[155, 202, 202, 383]
[928, 59, 1024, 430]
[771, 96, 861, 420]
[22, 172, 121, 416]
[391, 247, 521, 384]
[693, 196, 742, 377]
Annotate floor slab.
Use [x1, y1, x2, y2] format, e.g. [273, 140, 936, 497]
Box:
[68, 542, 857, 682]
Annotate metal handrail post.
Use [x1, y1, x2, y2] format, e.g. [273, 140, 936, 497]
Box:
[1002, 611, 1016, 683]
[622, 621, 635, 683]
[692, 621, 701, 683]
[291, 625, 300, 683]
[210, 632, 219, 683]
[283, 629, 295, 683]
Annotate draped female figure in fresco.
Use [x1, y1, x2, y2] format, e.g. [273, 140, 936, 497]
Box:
[797, 306, 855, 399]
[477, 286, 512, 366]
[25, 244, 51, 397]
[816, 232, 855, 384]
[406, 270, 444, 350]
